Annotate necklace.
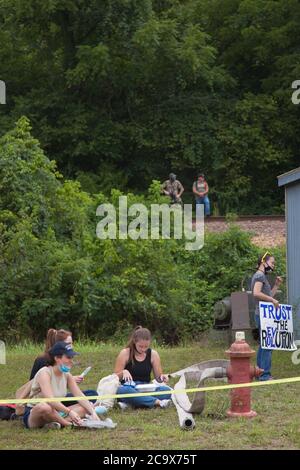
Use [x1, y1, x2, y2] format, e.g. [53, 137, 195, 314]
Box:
[135, 352, 146, 362]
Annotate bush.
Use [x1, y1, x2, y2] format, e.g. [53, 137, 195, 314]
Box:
[0, 118, 286, 343]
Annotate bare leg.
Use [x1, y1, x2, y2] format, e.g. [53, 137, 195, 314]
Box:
[63, 403, 92, 423]
[28, 403, 70, 429]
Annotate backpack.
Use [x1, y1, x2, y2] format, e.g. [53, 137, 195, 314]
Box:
[0, 405, 15, 420]
[95, 373, 120, 409]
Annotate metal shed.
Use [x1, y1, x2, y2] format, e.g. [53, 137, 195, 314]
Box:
[278, 167, 300, 339]
[0, 80, 6, 104]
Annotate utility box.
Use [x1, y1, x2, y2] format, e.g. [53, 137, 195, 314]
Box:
[278, 167, 300, 340]
[231, 292, 252, 331]
[212, 274, 286, 341]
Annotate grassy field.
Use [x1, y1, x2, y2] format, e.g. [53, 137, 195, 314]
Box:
[1, 336, 300, 450]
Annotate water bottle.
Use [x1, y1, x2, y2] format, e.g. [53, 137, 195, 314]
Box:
[94, 405, 108, 416]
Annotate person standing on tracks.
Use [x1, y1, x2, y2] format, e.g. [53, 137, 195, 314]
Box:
[161, 173, 184, 206]
[192, 173, 210, 216]
[251, 252, 283, 381]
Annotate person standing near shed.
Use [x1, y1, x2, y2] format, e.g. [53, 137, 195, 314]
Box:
[251, 252, 283, 381]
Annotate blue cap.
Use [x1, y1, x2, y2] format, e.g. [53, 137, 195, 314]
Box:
[49, 341, 79, 358]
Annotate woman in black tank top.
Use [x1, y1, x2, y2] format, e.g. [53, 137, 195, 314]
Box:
[125, 347, 152, 383]
[114, 326, 172, 408]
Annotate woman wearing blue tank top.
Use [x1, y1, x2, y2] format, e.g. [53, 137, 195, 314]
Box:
[114, 326, 172, 409]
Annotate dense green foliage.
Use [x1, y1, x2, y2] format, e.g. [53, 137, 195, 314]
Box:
[1, 0, 299, 213]
[0, 118, 285, 342]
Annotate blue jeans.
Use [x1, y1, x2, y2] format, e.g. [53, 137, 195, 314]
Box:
[23, 406, 32, 429]
[255, 315, 272, 380]
[196, 196, 210, 216]
[117, 382, 172, 408]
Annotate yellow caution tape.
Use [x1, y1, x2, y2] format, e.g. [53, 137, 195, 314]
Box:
[1, 376, 300, 405]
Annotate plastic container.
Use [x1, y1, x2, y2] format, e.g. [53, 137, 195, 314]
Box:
[135, 383, 157, 392]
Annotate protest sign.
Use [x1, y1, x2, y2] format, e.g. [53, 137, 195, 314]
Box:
[259, 302, 296, 351]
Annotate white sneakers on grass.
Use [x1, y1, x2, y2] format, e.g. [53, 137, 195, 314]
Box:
[118, 400, 171, 409]
[159, 399, 171, 409]
[44, 422, 61, 430]
[118, 402, 129, 410]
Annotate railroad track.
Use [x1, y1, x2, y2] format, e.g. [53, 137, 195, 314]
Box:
[197, 215, 286, 247]
[203, 215, 285, 222]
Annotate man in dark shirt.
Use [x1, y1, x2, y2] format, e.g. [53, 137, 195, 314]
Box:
[161, 173, 184, 205]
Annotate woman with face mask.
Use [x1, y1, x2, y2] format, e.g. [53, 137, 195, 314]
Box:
[15, 330, 95, 419]
[251, 252, 283, 381]
[29, 329, 79, 381]
[114, 326, 172, 409]
[23, 341, 100, 429]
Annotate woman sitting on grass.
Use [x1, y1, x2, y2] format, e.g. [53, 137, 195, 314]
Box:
[114, 326, 172, 409]
[30, 328, 82, 383]
[23, 341, 99, 429]
[28, 328, 96, 406]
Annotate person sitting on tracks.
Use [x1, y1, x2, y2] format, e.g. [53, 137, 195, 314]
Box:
[114, 326, 172, 409]
[161, 173, 184, 206]
[192, 173, 210, 216]
[251, 252, 283, 381]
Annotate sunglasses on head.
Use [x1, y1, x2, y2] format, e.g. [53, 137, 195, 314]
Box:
[261, 251, 272, 263]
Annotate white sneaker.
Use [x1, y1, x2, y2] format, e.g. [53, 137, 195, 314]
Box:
[118, 402, 129, 410]
[159, 399, 171, 409]
[44, 422, 61, 430]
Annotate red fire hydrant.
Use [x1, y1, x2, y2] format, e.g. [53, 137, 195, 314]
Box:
[225, 331, 263, 418]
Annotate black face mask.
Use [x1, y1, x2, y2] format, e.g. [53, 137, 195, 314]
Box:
[265, 264, 274, 273]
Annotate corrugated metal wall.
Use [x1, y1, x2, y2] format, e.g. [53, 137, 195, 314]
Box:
[286, 183, 300, 339]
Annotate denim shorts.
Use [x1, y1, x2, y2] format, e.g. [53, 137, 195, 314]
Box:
[23, 406, 32, 429]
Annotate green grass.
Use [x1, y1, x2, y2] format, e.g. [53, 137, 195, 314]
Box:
[1, 336, 300, 450]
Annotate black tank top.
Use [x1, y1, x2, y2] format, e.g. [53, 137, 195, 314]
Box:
[125, 348, 152, 382]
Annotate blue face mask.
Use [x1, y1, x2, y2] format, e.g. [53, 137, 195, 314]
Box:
[59, 364, 71, 373]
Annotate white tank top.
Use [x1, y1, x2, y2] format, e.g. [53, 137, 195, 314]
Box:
[195, 181, 206, 192]
[27, 366, 68, 407]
